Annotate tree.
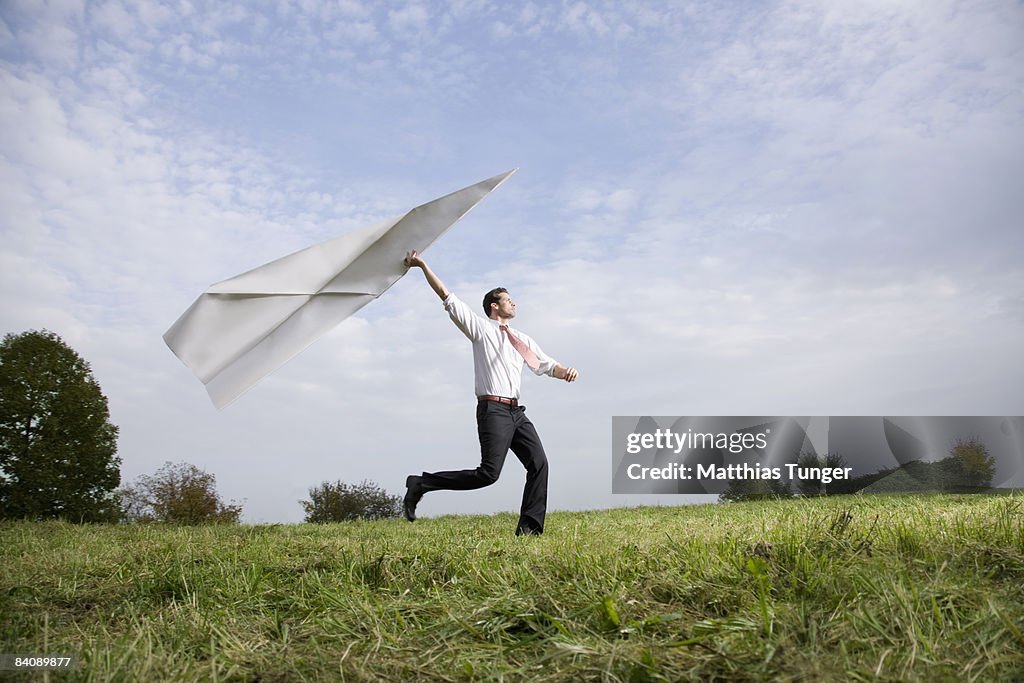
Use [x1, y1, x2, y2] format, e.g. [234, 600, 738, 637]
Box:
[0, 330, 121, 522]
[120, 461, 242, 524]
[301, 480, 401, 522]
[949, 437, 995, 490]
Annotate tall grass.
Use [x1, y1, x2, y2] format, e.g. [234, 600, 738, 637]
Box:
[2, 493, 1022, 681]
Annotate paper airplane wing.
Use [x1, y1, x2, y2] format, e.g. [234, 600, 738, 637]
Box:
[164, 169, 516, 408]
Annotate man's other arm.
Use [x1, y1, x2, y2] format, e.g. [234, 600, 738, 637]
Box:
[525, 335, 578, 383]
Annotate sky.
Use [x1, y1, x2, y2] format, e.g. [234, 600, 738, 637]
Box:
[1, 0, 1022, 523]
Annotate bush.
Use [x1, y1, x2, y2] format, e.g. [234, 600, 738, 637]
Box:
[119, 461, 242, 524]
[301, 480, 400, 523]
[795, 451, 849, 496]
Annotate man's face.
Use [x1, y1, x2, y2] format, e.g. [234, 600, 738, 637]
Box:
[492, 292, 516, 319]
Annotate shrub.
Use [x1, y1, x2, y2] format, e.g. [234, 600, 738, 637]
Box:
[301, 480, 400, 522]
[119, 461, 242, 524]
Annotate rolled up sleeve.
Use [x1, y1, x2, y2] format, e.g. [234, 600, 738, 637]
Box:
[521, 333, 558, 377]
[443, 293, 486, 341]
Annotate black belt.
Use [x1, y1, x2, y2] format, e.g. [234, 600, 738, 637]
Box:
[478, 395, 518, 407]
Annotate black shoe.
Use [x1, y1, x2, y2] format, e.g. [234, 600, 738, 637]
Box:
[403, 475, 424, 522]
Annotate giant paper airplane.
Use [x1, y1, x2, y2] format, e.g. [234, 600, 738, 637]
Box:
[164, 169, 516, 408]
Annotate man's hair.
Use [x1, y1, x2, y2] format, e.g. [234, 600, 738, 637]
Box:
[482, 287, 507, 317]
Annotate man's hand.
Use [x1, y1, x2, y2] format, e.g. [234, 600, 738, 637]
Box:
[404, 249, 449, 300]
[404, 250, 425, 269]
[555, 365, 578, 382]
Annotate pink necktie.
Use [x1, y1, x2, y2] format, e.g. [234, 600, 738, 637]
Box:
[500, 325, 540, 370]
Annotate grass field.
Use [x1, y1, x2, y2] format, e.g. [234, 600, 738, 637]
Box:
[2, 493, 1023, 682]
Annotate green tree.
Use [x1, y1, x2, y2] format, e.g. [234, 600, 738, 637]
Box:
[120, 461, 242, 524]
[949, 437, 995, 489]
[0, 330, 120, 521]
[301, 480, 401, 522]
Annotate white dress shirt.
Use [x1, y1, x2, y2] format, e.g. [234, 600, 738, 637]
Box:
[443, 293, 558, 399]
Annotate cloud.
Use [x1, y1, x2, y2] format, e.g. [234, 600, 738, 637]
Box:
[563, 2, 611, 36]
[387, 3, 430, 34]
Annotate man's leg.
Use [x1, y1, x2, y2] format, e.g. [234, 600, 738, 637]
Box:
[421, 400, 515, 489]
[509, 408, 548, 535]
[405, 401, 515, 520]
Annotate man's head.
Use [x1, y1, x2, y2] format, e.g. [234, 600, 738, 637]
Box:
[483, 287, 516, 320]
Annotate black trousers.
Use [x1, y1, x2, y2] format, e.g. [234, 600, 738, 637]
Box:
[419, 400, 549, 534]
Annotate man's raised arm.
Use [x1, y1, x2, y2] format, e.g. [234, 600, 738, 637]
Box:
[404, 250, 449, 301]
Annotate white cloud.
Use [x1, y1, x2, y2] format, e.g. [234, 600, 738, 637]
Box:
[90, 1, 137, 41]
[335, 0, 370, 19]
[490, 19, 513, 40]
[388, 3, 429, 34]
[563, 2, 609, 36]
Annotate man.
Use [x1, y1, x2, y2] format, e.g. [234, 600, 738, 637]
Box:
[401, 249, 578, 535]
